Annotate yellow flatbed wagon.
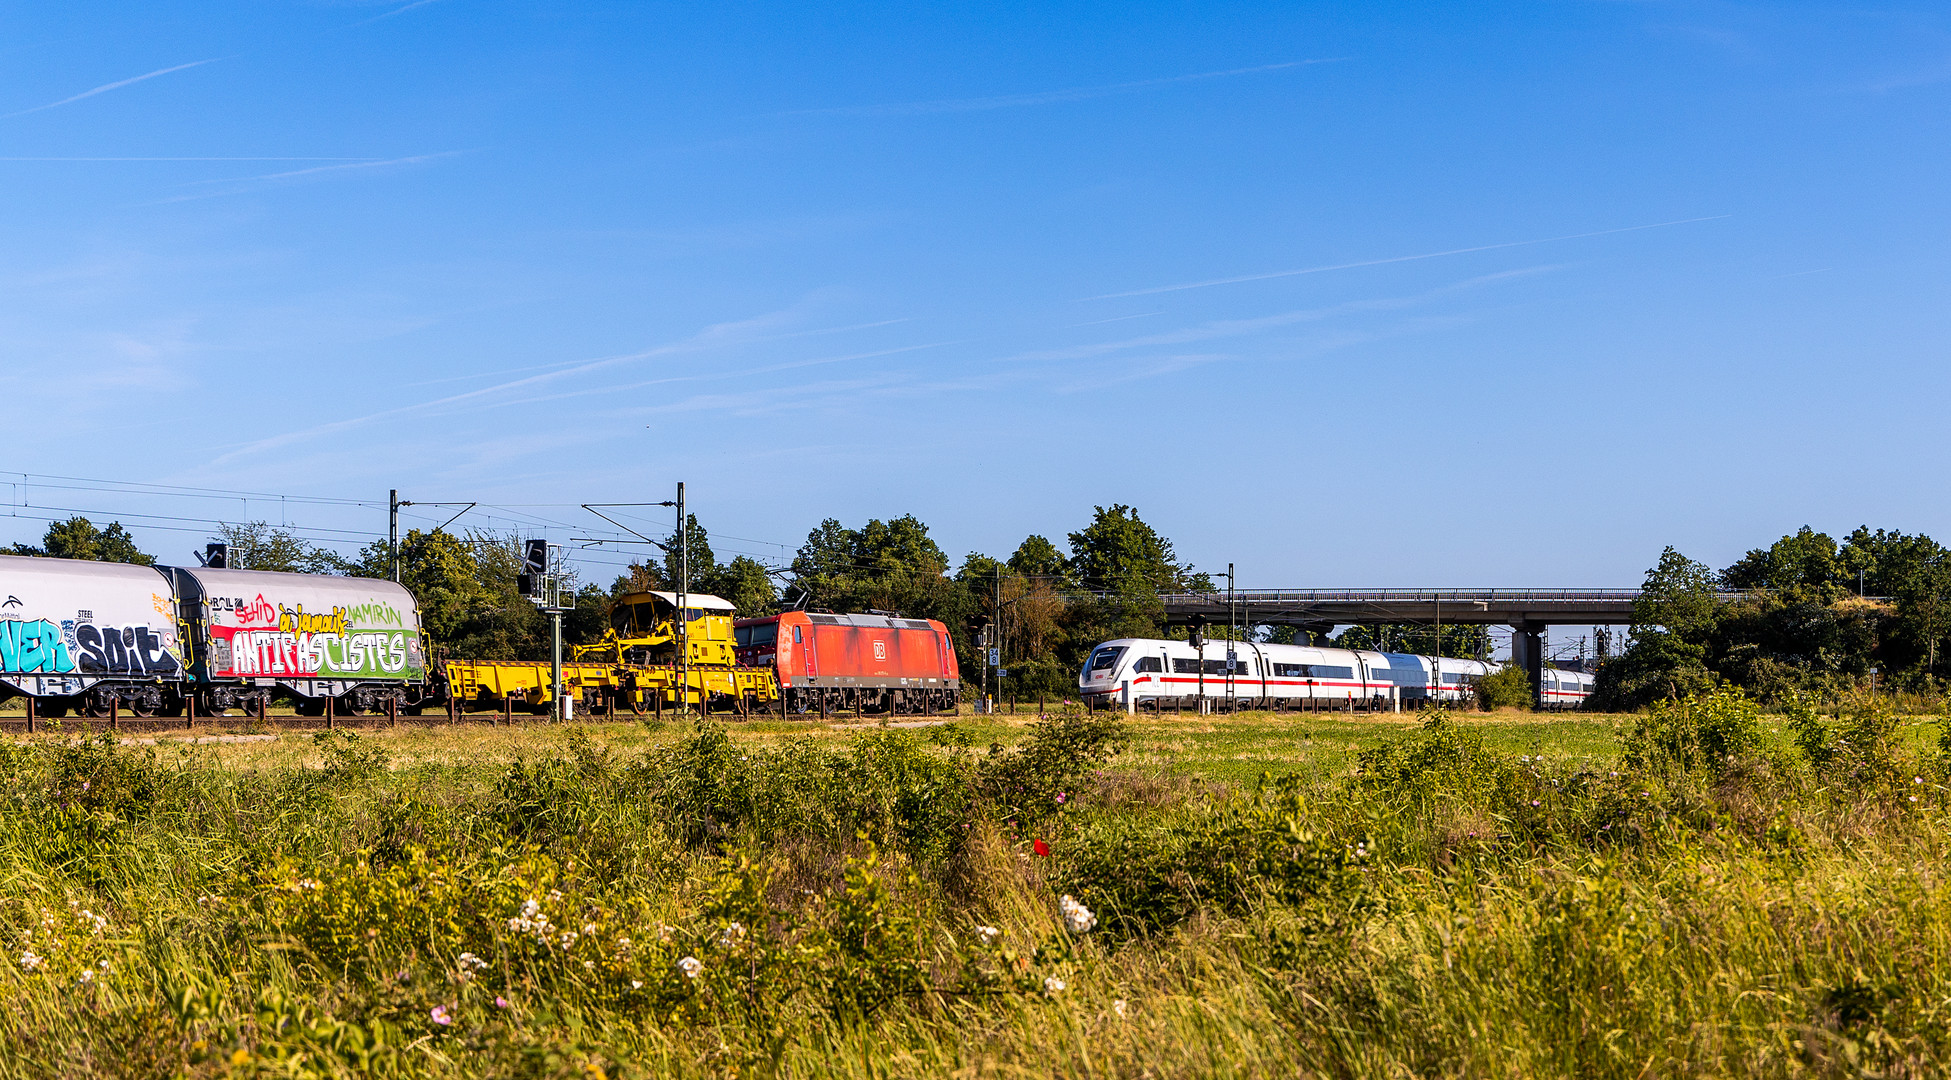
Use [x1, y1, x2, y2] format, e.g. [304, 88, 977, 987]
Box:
[442, 590, 777, 715]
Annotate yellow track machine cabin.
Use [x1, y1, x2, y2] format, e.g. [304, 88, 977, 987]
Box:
[442, 590, 777, 716]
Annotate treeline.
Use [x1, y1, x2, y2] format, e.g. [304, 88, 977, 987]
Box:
[1597, 525, 1951, 709]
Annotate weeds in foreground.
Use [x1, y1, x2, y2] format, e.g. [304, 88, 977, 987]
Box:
[0, 696, 1942, 1077]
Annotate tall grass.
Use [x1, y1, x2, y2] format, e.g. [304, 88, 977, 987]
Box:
[0, 695, 1943, 1077]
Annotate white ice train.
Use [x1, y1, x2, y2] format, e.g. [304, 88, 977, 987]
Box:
[1076, 637, 1595, 710]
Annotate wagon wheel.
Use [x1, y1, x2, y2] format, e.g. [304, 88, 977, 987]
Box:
[129, 696, 159, 718]
[84, 694, 114, 719]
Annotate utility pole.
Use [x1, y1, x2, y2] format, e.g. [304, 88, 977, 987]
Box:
[550, 545, 564, 722]
[1433, 595, 1441, 704]
[388, 490, 400, 582]
[677, 481, 689, 717]
[993, 565, 1002, 714]
[1227, 563, 1237, 712]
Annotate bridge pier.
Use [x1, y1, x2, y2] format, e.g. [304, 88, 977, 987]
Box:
[1510, 622, 1544, 705]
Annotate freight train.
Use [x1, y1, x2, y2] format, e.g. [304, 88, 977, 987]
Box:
[1076, 637, 1593, 710]
[734, 611, 961, 714]
[0, 553, 426, 717]
[0, 553, 955, 718]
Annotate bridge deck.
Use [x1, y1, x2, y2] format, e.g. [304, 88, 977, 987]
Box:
[1158, 589, 1651, 627]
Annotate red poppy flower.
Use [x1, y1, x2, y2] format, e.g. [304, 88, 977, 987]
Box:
[1033, 839, 1050, 857]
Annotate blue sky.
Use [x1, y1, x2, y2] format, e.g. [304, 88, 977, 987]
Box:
[2, 1, 1948, 599]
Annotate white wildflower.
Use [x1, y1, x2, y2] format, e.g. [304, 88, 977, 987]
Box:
[975, 925, 1000, 944]
[631, 979, 644, 989]
[658, 924, 676, 943]
[1111, 998, 1128, 1019]
[521, 898, 541, 919]
[77, 970, 94, 985]
[1043, 976, 1066, 995]
[582, 923, 597, 935]
[1058, 895, 1096, 935]
[19, 951, 43, 972]
[547, 889, 564, 904]
[616, 936, 632, 948]
[97, 959, 110, 971]
[457, 952, 488, 973]
[559, 931, 579, 948]
[717, 922, 746, 949]
[583, 960, 595, 970]
[678, 956, 703, 979]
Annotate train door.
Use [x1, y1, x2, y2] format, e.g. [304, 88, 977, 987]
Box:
[799, 624, 816, 677]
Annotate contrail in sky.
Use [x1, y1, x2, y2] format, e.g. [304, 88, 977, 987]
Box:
[1080, 215, 1732, 300]
[792, 59, 1341, 117]
[5, 59, 217, 118]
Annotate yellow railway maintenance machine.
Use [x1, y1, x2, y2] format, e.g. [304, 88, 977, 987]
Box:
[443, 591, 777, 716]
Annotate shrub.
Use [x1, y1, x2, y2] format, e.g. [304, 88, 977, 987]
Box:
[1354, 713, 1516, 806]
[1621, 689, 1761, 781]
[1058, 776, 1367, 937]
[1475, 664, 1534, 710]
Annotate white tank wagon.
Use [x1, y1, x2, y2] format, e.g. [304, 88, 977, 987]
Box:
[1077, 636, 1591, 711]
[165, 566, 428, 716]
[0, 554, 431, 718]
[0, 554, 189, 717]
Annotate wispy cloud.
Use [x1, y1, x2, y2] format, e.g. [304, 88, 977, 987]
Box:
[198, 304, 874, 465]
[350, 0, 448, 28]
[189, 152, 465, 186]
[1080, 215, 1729, 300]
[145, 151, 468, 204]
[6, 59, 217, 118]
[1070, 310, 1164, 327]
[790, 59, 1341, 118]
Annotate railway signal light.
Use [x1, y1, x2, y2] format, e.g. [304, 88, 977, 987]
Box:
[203, 543, 228, 569]
[523, 539, 548, 574]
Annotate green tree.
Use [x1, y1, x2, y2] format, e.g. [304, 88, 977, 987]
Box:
[1065, 505, 1201, 594]
[1720, 525, 1842, 602]
[10, 516, 154, 564]
[1008, 534, 1070, 584]
[663, 514, 716, 592]
[211, 521, 352, 574]
[1592, 547, 1720, 709]
[374, 529, 546, 661]
[714, 555, 779, 616]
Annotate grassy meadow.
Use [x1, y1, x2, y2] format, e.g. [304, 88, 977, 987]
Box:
[0, 695, 1945, 1077]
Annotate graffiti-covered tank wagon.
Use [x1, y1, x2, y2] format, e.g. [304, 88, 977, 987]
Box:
[0, 553, 429, 718]
[165, 566, 428, 716]
[0, 553, 188, 717]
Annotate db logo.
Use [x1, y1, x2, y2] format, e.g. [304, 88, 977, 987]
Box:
[872, 640, 887, 661]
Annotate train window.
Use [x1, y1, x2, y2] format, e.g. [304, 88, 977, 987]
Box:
[735, 624, 777, 647]
[1133, 656, 1163, 673]
[1088, 646, 1126, 672]
[792, 626, 802, 644]
[1279, 663, 1351, 679]
[1171, 658, 1247, 675]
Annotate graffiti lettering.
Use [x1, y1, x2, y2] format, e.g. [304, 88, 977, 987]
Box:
[344, 600, 404, 628]
[227, 630, 414, 678]
[232, 594, 279, 627]
[74, 624, 180, 676]
[277, 604, 349, 636]
[0, 619, 77, 674]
